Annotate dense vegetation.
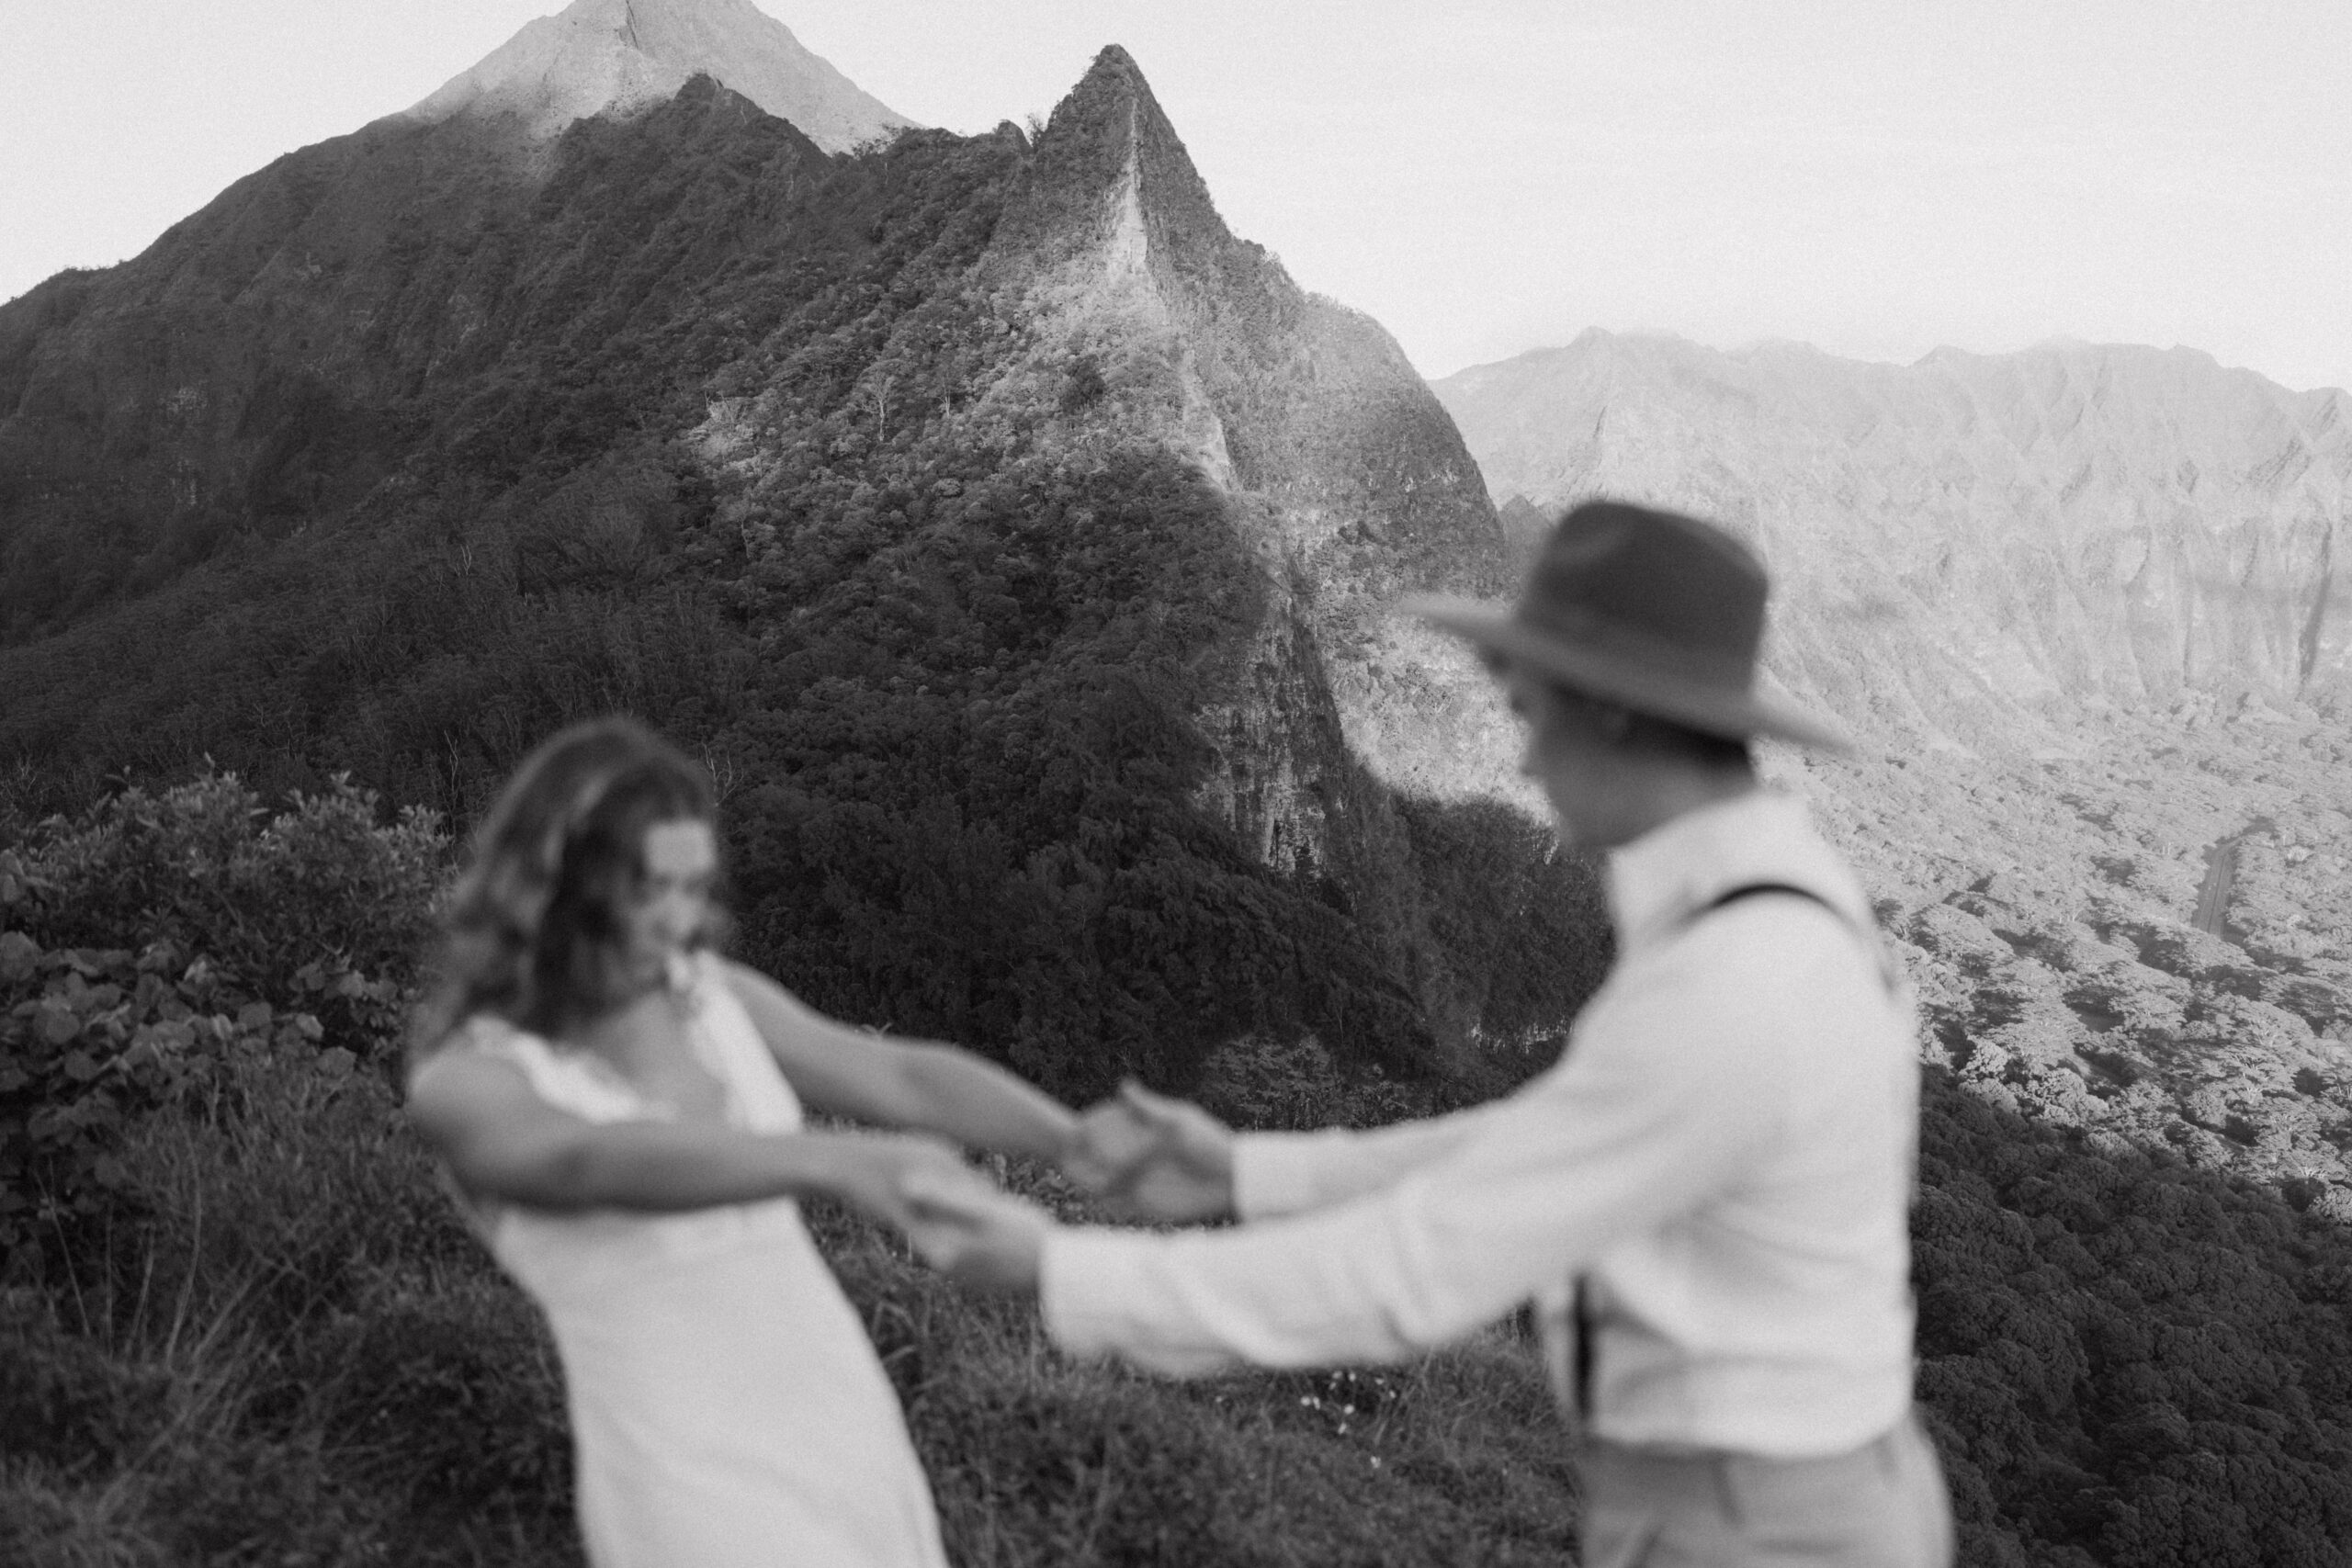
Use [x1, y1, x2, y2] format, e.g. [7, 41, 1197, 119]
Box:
[6, 774, 2351, 1565]
[1914, 1084, 2352, 1565]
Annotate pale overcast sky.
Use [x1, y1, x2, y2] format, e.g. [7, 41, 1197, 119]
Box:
[3, 0, 2346, 390]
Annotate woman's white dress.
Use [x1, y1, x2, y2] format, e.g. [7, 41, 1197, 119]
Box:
[456, 956, 949, 1568]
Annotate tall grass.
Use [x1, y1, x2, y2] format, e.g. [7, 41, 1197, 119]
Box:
[2, 1043, 573, 1567]
[3, 1044, 1581, 1566]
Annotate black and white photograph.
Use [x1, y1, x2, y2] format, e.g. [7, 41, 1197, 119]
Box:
[3, 2, 2347, 1563]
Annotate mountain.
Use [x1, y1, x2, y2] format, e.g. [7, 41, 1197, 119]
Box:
[0, 28, 1553, 1099]
[1434, 331, 2352, 750]
[404, 0, 914, 151]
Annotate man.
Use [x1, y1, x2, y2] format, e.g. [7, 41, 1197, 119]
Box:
[910, 501, 1955, 1567]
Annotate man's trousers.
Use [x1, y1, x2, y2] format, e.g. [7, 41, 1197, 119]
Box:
[1577, 1407, 1955, 1568]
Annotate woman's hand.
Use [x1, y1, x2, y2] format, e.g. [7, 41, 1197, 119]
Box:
[1061, 1080, 1237, 1223]
[900, 1173, 1052, 1294]
[825, 1133, 987, 1233]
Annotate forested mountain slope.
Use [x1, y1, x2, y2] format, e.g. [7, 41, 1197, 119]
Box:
[0, 51, 1572, 1096]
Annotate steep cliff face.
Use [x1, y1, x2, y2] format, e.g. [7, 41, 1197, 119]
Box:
[1435, 332, 2352, 749]
[971, 47, 1514, 864]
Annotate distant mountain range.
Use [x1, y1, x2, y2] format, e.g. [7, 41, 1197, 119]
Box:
[1433, 331, 2352, 752]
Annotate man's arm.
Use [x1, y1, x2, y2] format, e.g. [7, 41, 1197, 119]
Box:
[1233, 1104, 1506, 1218]
[1069, 1082, 1508, 1224]
[1037, 976, 1770, 1375]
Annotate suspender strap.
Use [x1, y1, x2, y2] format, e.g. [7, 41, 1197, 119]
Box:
[1703, 880, 1827, 914]
[1695, 880, 1904, 995]
[1572, 879, 1903, 1423]
[1572, 1279, 1596, 1420]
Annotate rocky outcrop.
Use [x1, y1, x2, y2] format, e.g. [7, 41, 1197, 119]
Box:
[961, 47, 1517, 860]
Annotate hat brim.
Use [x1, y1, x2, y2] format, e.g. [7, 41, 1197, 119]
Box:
[1401, 593, 1853, 752]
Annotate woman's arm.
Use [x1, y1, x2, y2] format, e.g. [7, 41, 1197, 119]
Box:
[407, 1048, 976, 1226]
[720, 960, 1077, 1160]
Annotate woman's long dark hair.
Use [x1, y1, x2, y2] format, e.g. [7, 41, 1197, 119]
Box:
[412, 717, 719, 1064]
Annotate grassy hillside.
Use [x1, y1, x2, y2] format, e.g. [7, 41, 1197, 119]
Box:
[6, 776, 2351, 1565]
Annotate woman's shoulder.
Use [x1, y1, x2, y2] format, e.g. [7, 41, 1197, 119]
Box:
[694, 951, 775, 1019]
[448, 1010, 550, 1059]
[697, 952, 816, 1016]
[693, 948, 746, 990]
[410, 1013, 546, 1092]
[689, 951, 774, 1040]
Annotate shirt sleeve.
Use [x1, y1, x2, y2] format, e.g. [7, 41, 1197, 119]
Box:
[1042, 964, 1775, 1375]
[1233, 1101, 1504, 1219]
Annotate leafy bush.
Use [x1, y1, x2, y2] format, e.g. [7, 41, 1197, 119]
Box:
[1191, 1032, 1429, 1133]
[0, 773, 447, 1279]
[15, 772, 443, 1043]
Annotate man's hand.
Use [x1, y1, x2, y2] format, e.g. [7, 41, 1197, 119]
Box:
[1062, 1080, 1237, 1223]
[900, 1172, 1052, 1293]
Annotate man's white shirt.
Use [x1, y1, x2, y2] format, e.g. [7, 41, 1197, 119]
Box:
[1040, 789, 1920, 1458]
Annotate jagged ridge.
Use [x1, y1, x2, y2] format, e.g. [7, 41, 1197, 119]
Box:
[0, 47, 1589, 1086]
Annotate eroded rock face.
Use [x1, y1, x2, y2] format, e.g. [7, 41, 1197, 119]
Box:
[1434, 332, 2352, 746]
[954, 46, 1514, 870]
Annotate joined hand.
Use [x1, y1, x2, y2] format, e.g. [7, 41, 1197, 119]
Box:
[835, 1134, 989, 1235]
[901, 1173, 1052, 1293]
[1061, 1080, 1237, 1223]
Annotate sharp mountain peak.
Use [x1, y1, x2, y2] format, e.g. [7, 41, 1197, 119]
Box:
[1014, 44, 1238, 268]
[403, 0, 914, 153]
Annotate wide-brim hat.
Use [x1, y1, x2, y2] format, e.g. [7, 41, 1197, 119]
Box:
[1402, 500, 1850, 751]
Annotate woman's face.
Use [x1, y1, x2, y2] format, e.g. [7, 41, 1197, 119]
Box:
[618, 818, 718, 986]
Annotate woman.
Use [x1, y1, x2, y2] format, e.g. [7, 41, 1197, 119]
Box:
[405, 716, 1077, 1567]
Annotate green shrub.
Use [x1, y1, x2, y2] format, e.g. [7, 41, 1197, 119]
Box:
[0, 772, 447, 1280]
[12, 772, 444, 1050]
